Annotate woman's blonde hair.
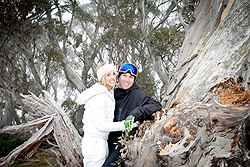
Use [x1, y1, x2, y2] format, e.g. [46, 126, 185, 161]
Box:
[96, 64, 117, 89]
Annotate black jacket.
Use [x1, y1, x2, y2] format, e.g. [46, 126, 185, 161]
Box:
[103, 83, 162, 166]
[108, 83, 162, 143]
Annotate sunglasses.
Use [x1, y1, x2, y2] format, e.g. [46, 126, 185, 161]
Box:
[119, 63, 138, 77]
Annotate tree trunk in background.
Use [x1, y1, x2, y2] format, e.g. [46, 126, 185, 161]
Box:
[62, 57, 85, 92]
[165, 0, 250, 107]
[0, 90, 20, 129]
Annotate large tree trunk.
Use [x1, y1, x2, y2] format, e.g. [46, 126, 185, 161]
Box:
[125, 102, 250, 167]
[124, 0, 250, 166]
[165, 0, 249, 107]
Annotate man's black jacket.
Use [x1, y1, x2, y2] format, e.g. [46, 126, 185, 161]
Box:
[108, 83, 162, 145]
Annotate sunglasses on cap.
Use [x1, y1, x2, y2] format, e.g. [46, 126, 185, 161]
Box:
[119, 63, 138, 77]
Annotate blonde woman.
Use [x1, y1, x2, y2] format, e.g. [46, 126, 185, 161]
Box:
[76, 64, 135, 167]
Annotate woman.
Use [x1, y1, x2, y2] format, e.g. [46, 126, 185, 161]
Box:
[76, 64, 133, 167]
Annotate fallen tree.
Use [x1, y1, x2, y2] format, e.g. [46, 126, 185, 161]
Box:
[0, 91, 82, 167]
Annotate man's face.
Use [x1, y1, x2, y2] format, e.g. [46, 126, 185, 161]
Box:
[118, 73, 135, 90]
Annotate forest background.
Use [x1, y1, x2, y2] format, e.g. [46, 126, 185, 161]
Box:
[0, 0, 186, 127]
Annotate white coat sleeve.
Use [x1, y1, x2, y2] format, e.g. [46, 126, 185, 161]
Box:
[90, 95, 125, 132]
[95, 120, 125, 132]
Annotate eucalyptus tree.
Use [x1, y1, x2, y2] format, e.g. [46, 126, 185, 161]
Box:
[124, 0, 250, 166]
[0, 0, 84, 126]
[82, 0, 182, 97]
[0, 0, 55, 127]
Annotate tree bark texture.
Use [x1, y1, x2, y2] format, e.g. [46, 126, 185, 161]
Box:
[0, 91, 82, 167]
[124, 0, 250, 166]
[165, 0, 250, 107]
[124, 102, 250, 167]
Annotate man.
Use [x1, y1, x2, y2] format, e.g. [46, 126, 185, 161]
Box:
[103, 63, 162, 166]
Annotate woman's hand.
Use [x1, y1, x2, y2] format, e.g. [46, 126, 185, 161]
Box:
[124, 115, 140, 132]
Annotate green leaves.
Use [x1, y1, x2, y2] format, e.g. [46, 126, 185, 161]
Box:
[150, 26, 184, 58]
[74, 5, 94, 23]
[46, 48, 64, 62]
[61, 98, 78, 112]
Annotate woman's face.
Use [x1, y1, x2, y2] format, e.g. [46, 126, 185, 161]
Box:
[118, 73, 135, 90]
[103, 70, 117, 90]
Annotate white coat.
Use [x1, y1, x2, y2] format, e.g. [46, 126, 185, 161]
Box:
[76, 83, 125, 167]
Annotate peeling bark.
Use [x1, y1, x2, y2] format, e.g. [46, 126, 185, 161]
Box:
[165, 0, 250, 107]
[0, 91, 82, 167]
[124, 102, 250, 167]
[125, 0, 250, 166]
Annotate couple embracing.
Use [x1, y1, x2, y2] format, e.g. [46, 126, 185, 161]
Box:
[77, 63, 162, 167]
